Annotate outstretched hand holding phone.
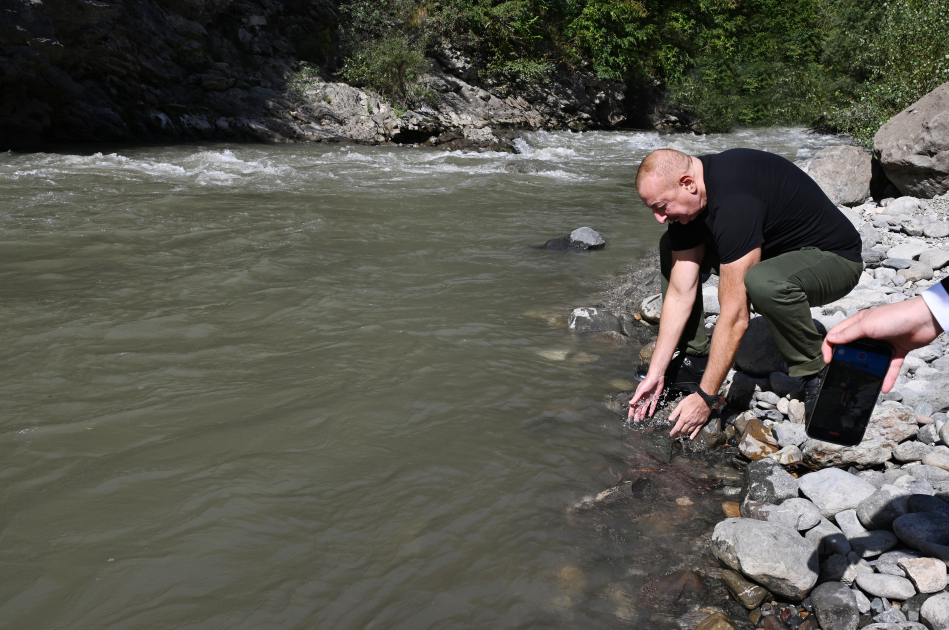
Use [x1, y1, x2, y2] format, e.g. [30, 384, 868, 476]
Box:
[820, 295, 944, 394]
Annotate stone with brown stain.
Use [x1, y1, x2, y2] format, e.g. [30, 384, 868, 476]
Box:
[722, 568, 771, 609]
[722, 502, 741, 518]
[645, 569, 704, 603]
[695, 611, 740, 630]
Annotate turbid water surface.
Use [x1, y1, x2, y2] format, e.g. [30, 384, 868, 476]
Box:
[0, 128, 847, 629]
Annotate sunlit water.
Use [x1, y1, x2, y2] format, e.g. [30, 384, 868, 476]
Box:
[0, 128, 848, 629]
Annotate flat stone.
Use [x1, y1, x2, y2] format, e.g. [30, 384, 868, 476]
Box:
[921, 592, 949, 630]
[887, 240, 928, 261]
[695, 611, 741, 630]
[569, 227, 605, 248]
[810, 581, 859, 630]
[768, 444, 803, 465]
[894, 512, 949, 558]
[922, 450, 949, 472]
[740, 458, 799, 505]
[773, 422, 808, 447]
[917, 423, 939, 445]
[765, 497, 823, 531]
[776, 397, 790, 415]
[739, 433, 779, 462]
[902, 263, 934, 283]
[885, 258, 914, 269]
[568, 307, 621, 333]
[640, 293, 662, 324]
[901, 465, 949, 483]
[721, 568, 771, 609]
[798, 468, 878, 518]
[712, 518, 819, 600]
[919, 249, 949, 270]
[883, 197, 922, 216]
[924, 223, 949, 238]
[877, 550, 923, 577]
[850, 529, 900, 558]
[854, 573, 917, 600]
[853, 588, 872, 614]
[857, 484, 911, 529]
[894, 441, 934, 463]
[898, 557, 948, 593]
[805, 518, 852, 556]
[789, 399, 805, 424]
[873, 607, 908, 624]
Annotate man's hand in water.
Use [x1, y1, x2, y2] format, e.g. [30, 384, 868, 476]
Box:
[628, 373, 664, 422]
[668, 392, 711, 440]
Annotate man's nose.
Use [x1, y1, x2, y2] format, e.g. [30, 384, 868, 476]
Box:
[653, 211, 666, 224]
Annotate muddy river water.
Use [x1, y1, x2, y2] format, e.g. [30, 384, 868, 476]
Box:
[0, 128, 846, 629]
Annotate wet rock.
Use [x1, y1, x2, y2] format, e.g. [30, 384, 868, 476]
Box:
[898, 557, 948, 593]
[765, 498, 823, 531]
[695, 611, 740, 630]
[920, 592, 949, 630]
[805, 518, 852, 556]
[874, 80, 949, 198]
[647, 569, 704, 602]
[568, 307, 622, 333]
[857, 484, 911, 529]
[854, 573, 917, 600]
[735, 316, 788, 376]
[722, 502, 742, 518]
[740, 458, 799, 505]
[798, 468, 878, 519]
[546, 227, 606, 251]
[739, 419, 781, 460]
[810, 581, 860, 630]
[802, 406, 918, 468]
[712, 518, 819, 600]
[722, 569, 771, 609]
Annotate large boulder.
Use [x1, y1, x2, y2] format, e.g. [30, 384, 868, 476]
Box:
[711, 518, 819, 600]
[545, 227, 606, 251]
[802, 406, 918, 468]
[567, 307, 621, 333]
[799, 145, 873, 206]
[874, 80, 949, 198]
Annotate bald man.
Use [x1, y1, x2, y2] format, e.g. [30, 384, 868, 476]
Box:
[628, 148, 863, 439]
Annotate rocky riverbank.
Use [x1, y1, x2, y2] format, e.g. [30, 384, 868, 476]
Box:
[1, 0, 628, 150]
[566, 83, 949, 629]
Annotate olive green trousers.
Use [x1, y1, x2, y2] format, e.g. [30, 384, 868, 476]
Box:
[658, 232, 863, 378]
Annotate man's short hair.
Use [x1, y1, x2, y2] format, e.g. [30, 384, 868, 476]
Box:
[635, 149, 692, 192]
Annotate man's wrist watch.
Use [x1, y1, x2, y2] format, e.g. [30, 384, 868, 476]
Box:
[695, 386, 718, 409]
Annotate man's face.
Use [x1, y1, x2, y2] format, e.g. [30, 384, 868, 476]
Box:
[638, 173, 703, 225]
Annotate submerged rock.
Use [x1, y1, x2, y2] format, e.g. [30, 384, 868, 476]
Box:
[545, 227, 606, 251]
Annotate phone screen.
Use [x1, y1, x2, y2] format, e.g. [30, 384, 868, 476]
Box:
[805, 341, 893, 446]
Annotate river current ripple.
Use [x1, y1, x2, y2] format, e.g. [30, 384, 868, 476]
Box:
[0, 128, 846, 629]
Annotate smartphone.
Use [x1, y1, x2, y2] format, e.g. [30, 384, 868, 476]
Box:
[805, 338, 894, 446]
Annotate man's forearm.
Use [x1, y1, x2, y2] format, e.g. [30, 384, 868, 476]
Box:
[700, 307, 748, 395]
[648, 287, 695, 378]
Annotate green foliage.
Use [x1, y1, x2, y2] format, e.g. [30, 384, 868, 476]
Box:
[287, 64, 323, 104]
[341, 34, 431, 105]
[824, 0, 949, 147]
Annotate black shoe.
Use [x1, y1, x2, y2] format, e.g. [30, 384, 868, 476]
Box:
[635, 353, 709, 394]
[802, 369, 827, 419]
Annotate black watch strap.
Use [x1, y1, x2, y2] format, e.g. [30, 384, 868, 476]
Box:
[696, 386, 718, 409]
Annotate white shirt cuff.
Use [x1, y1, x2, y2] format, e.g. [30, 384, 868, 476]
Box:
[922, 281, 949, 333]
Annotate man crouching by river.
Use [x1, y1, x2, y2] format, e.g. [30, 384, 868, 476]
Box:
[627, 148, 864, 439]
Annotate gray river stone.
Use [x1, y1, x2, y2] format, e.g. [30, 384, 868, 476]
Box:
[798, 468, 878, 518]
[888, 240, 929, 261]
[711, 517, 818, 600]
[877, 550, 924, 577]
[920, 248, 949, 270]
[854, 573, 917, 600]
[835, 509, 867, 538]
[902, 465, 949, 483]
[907, 494, 949, 516]
[802, 406, 918, 469]
[568, 307, 621, 333]
[924, 222, 949, 239]
[766, 498, 823, 531]
[894, 441, 934, 463]
[898, 557, 948, 593]
[772, 422, 808, 448]
[884, 197, 922, 216]
[819, 552, 873, 585]
[921, 592, 949, 630]
[859, 470, 889, 489]
[568, 227, 605, 248]
[810, 581, 859, 630]
[858, 484, 911, 529]
[740, 458, 799, 505]
[922, 450, 949, 472]
[806, 518, 853, 556]
[893, 512, 949, 554]
[885, 258, 914, 270]
[850, 530, 900, 558]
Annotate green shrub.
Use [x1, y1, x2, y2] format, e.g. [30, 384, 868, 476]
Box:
[341, 34, 431, 105]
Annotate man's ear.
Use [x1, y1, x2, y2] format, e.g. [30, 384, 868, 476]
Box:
[679, 173, 696, 192]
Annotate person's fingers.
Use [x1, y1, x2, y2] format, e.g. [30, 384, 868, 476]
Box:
[690, 423, 702, 440]
[826, 310, 872, 346]
[881, 356, 903, 394]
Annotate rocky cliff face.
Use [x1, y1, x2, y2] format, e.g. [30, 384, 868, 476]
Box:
[0, 0, 629, 150]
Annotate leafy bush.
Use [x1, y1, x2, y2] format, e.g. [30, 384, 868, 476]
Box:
[823, 0, 949, 147]
[341, 34, 431, 105]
